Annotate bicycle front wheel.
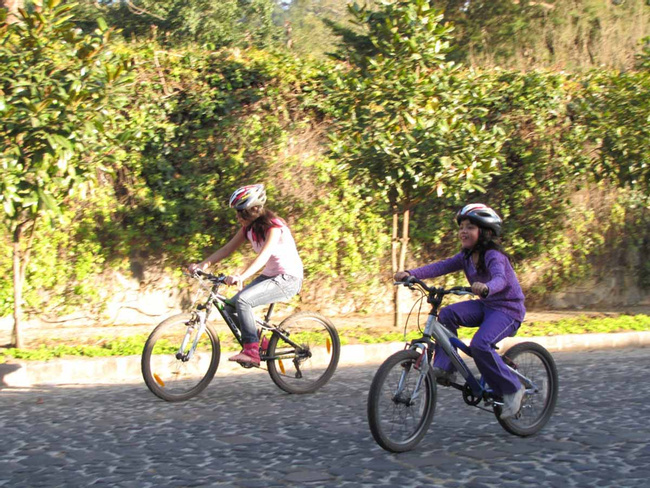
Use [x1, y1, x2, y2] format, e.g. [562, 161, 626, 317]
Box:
[266, 312, 340, 394]
[367, 350, 437, 453]
[141, 313, 221, 402]
[496, 341, 559, 436]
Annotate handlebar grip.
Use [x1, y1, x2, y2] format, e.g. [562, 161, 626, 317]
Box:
[460, 286, 488, 298]
[394, 276, 416, 285]
[461, 286, 488, 298]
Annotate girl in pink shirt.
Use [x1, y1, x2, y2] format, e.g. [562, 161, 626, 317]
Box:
[189, 184, 303, 366]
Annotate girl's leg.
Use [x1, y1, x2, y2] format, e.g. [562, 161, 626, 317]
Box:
[232, 275, 302, 344]
[469, 308, 521, 397]
[433, 301, 485, 371]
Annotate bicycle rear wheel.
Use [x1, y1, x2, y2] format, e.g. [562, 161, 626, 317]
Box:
[495, 341, 558, 436]
[367, 350, 437, 453]
[266, 312, 340, 394]
[141, 313, 221, 402]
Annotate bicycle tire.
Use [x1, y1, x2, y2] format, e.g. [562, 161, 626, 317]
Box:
[266, 311, 340, 394]
[495, 341, 559, 436]
[367, 349, 437, 453]
[141, 313, 221, 402]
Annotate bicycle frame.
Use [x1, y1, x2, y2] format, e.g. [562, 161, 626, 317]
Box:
[401, 278, 539, 407]
[422, 314, 485, 396]
[183, 272, 307, 363]
[369, 281, 558, 452]
[418, 313, 539, 401]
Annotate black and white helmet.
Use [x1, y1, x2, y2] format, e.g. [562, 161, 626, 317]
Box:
[229, 184, 267, 210]
[456, 203, 503, 237]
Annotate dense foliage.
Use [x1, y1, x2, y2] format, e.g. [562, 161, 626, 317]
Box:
[1, 0, 649, 333]
[327, 1, 505, 206]
[281, 0, 650, 70]
[0, 0, 131, 345]
[70, 0, 281, 48]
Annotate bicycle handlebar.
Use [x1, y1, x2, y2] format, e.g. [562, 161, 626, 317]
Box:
[191, 269, 227, 284]
[395, 276, 478, 297]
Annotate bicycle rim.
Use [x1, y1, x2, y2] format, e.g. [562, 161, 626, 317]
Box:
[141, 313, 220, 402]
[266, 312, 340, 394]
[367, 350, 437, 453]
[497, 342, 558, 436]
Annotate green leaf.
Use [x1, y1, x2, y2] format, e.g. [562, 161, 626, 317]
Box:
[96, 17, 108, 31]
[2, 198, 15, 217]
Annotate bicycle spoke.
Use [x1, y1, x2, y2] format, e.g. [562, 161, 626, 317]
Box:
[266, 312, 340, 394]
[368, 350, 436, 452]
[142, 314, 220, 402]
[497, 342, 558, 436]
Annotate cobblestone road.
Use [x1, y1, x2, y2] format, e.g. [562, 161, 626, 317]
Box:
[1, 347, 649, 488]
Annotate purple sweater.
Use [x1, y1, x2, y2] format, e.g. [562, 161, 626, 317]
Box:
[408, 250, 526, 322]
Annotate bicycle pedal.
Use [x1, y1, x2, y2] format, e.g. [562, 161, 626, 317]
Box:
[237, 361, 261, 369]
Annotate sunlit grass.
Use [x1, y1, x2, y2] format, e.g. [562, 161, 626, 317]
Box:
[1, 314, 648, 363]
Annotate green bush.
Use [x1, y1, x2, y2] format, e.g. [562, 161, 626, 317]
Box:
[2, 4, 649, 327]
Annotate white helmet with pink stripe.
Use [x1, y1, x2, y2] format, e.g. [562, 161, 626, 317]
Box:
[229, 184, 267, 210]
[456, 203, 502, 236]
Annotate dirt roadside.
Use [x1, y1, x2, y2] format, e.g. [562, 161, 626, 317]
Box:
[2, 305, 650, 349]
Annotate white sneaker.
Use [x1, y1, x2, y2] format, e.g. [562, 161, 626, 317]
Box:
[500, 385, 525, 419]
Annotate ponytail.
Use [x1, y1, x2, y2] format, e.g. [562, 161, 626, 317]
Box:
[240, 206, 285, 244]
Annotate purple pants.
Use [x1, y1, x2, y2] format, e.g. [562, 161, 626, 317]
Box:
[433, 300, 522, 396]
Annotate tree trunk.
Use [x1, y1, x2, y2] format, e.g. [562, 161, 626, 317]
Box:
[11, 219, 36, 349]
[391, 207, 411, 328]
[12, 225, 24, 349]
[1, 0, 24, 24]
[398, 207, 410, 273]
[391, 209, 400, 328]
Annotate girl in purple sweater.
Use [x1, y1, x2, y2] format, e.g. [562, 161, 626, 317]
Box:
[394, 204, 526, 419]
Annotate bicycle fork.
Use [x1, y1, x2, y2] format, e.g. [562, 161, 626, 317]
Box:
[178, 309, 208, 361]
[393, 343, 430, 406]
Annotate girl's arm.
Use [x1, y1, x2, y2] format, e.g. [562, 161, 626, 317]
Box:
[408, 253, 464, 280]
[194, 228, 247, 271]
[483, 251, 508, 295]
[235, 226, 282, 282]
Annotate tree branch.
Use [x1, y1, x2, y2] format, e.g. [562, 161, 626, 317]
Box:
[125, 0, 166, 21]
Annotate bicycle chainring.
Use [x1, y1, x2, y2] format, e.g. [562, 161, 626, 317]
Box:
[462, 384, 482, 406]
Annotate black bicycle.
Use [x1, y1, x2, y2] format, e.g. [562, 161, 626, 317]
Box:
[367, 276, 559, 452]
[141, 270, 340, 402]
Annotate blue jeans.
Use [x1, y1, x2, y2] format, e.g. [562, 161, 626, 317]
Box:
[228, 274, 302, 344]
[433, 300, 522, 396]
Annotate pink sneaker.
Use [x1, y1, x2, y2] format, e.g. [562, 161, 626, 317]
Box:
[228, 343, 260, 366]
[260, 336, 270, 353]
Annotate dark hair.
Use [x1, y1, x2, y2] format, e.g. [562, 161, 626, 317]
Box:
[461, 220, 510, 273]
[240, 206, 284, 243]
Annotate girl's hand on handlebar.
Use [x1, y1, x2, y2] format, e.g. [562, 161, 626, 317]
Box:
[471, 282, 489, 298]
[225, 275, 244, 291]
[394, 271, 411, 282]
[187, 262, 206, 274]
